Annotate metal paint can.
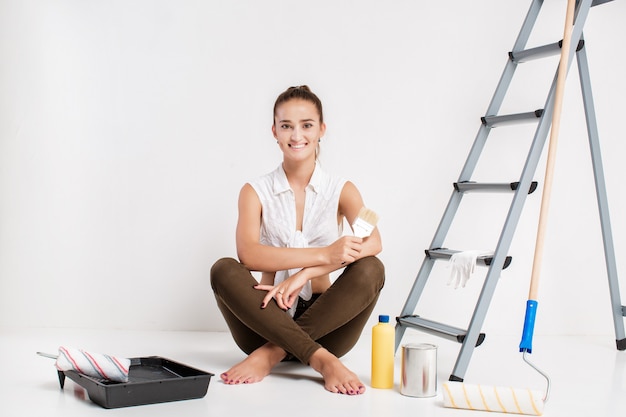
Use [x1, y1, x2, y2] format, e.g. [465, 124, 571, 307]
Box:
[400, 343, 437, 397]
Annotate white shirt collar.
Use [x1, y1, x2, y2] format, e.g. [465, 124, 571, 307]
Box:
[272, 163, 324, 195]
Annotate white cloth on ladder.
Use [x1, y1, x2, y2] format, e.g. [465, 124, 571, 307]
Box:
[447, 250, 493, 289]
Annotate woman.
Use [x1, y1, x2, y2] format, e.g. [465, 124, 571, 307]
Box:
[210, 85, 384, 395]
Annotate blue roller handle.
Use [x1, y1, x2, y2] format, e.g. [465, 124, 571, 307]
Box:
[519, 300, 538, 353]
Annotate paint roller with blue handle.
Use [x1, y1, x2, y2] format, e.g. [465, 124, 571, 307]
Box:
[519, 300, 538, 354]
[519, 300, 551, 404]
[443, 0, 575, 413]
[443, 304, 550, 416]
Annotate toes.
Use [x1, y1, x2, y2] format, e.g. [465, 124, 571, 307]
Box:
[326, 385, 339, 394]
[342, 381, 365, 395]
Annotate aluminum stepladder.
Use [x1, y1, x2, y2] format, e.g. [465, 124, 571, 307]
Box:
[394, 0, 625, 382]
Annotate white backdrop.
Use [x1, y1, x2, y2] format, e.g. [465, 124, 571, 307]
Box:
[1, 0, 625, 337]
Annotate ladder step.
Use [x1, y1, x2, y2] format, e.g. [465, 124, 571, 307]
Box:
[425, 248, 512, 269]
[592, 0, 614, 7]
[397, 315, 485, 346]
[622, 306, 626, 316]
[454, 181, 538, 194]
[509, 40, 584, 63]
[482, 109, 543, 127]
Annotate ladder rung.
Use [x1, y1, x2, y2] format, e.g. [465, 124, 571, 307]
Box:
[425, 248, 512, 269]
[622, 306, 626, 316]
[397, 315, 485, 346]
[509, 40, 584, 63]
[454, 181, 538, 194]
[482, 109, 543, 128]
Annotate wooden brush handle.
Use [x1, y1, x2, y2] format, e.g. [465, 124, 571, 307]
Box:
[529, 0, 576, 300]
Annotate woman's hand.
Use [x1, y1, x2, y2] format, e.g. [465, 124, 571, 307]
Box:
[254, 236, 365, 310]
[256, 272, 308, 310]
[326, 236, 363, 265]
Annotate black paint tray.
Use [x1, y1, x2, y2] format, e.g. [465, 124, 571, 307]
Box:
[57, 356, 213, 408]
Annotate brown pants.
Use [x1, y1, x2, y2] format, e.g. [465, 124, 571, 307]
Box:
[210, 256, 385, 365]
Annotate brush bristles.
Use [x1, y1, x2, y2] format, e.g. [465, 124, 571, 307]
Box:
[357, 207, 379, 227]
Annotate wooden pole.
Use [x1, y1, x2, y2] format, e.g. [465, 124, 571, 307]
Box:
[528, 0, 577, 300]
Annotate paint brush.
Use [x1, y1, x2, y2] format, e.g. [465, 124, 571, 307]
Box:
[352, 207, 380, 238]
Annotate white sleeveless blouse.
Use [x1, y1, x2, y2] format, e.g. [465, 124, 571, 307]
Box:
[249, 163, 346, 315]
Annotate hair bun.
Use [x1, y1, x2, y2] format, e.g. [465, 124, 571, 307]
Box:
[274, 85, 324, 123]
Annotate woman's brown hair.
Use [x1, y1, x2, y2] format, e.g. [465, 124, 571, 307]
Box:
[273, 85, 324, 124]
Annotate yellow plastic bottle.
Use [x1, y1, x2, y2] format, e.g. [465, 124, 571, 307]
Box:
[371, 314, 394, 389]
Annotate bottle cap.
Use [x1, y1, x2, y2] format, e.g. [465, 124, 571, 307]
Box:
[378, 315, 390, 323]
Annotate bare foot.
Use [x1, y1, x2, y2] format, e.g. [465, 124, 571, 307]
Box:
[221, 343, 286, 385]
[309, 348, 365, 395]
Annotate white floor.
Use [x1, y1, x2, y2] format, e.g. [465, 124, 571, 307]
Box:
[1, 327, 624, 417]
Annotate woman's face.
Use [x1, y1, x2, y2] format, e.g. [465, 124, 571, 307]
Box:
[272, 99, 325, 163]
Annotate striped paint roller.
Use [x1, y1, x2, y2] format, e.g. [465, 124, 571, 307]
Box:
[442, 382, 545, 416]
[54, 346, 131, 382]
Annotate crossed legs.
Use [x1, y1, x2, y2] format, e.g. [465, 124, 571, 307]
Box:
[210, 256, 385, 394]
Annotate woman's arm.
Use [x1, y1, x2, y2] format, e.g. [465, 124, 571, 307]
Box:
[235, 184, 363, 272]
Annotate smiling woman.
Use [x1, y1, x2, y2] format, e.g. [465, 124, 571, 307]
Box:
[209, 85, 385, 395]
[272, 86, 326, 162]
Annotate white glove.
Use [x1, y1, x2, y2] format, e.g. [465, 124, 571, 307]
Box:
[447, 250, 492, 289]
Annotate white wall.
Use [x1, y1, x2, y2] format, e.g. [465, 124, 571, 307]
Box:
[1, 0, 625, 337]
